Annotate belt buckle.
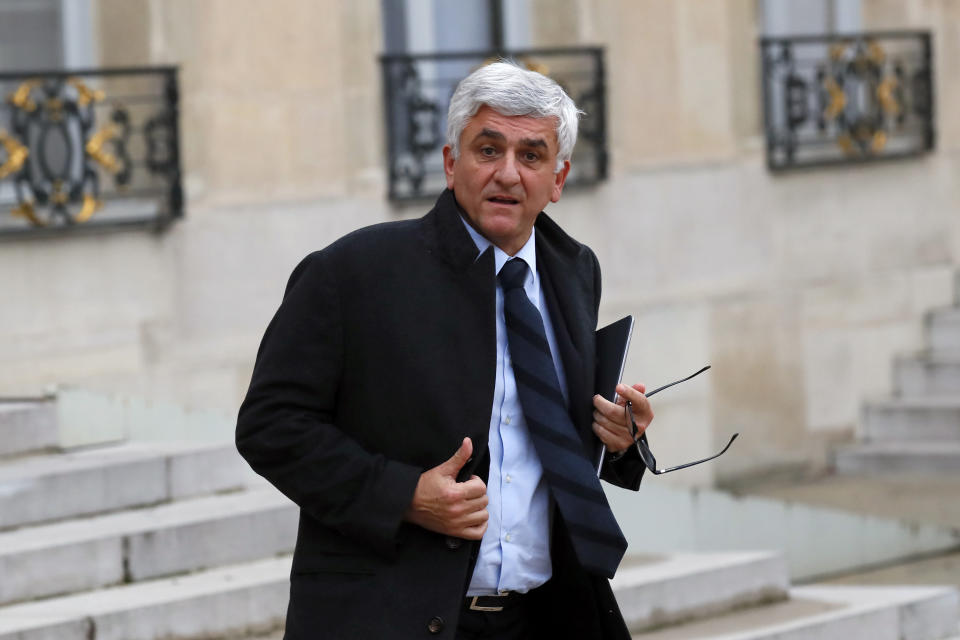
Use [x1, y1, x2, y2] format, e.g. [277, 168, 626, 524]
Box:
[469, 595, 505, 612]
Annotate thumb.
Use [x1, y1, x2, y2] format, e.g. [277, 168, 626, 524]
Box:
[438, 437, 473, 477]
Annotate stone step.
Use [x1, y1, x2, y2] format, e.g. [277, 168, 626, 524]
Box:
[0, 556, 291, 640]
[834, 441, 960, 475]
[927, 307, 960, 354]
[0, 442, 257, 531]
[0, 487, 297, 605]
[0, 400, 56, 458]
[0, 551, 786, 640]
[895, 354, 960, 397]
[632, 584, 959, 640]
[0, 552, 954, 640]
[862, 397, 960, 442]
[614, 551, 789, 632]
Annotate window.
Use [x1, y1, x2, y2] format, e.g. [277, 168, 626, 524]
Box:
[760, 0, 862, 37]
[0, 0, 95, 72]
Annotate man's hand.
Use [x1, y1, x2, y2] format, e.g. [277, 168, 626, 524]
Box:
[592, 383, 654, 453]
[404, 437, 489, 540]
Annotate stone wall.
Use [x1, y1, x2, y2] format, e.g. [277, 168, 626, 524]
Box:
[2, 0, 958, 486]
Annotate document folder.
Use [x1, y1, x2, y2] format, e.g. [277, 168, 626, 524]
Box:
[594, 315, 633, 476]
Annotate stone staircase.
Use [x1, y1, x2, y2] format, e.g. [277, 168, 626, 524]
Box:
[835, 292, 960, 474]
[1, 399, 958, 639]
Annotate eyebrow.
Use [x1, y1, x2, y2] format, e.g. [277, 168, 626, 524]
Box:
[473, 128, 549, 149]
[475, 128, 505, 142]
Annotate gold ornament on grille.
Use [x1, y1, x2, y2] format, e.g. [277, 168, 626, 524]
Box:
[76, 194, 101, 222]
[68, 77, 105, 107]
[0, 130, 29, 179]
[11, 201, 41, 226]
[8, 80, 39, 112]
[86, 124, 120, 173]
[822, 77, 846, 120]
[876, 77, 900, 116]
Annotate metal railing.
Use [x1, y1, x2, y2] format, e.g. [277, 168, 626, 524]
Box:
[0, 66, 182, 237]
[380, 47, 607, 202]
[761, 31, 934, 171]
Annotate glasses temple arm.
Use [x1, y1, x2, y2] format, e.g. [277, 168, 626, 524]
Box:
[652, 432, 739, 474]
[644, 365, 711, 398]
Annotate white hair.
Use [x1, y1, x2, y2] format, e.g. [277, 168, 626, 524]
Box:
[445, 61, 582, 173]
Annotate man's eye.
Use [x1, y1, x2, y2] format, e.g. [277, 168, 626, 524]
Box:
[523, 152, 540, 162]
[480, 146, 497, 156]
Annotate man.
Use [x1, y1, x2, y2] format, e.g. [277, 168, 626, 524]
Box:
[236, 61, 654, 639]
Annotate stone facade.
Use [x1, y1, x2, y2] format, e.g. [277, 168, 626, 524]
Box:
[2, 0, 958, 486]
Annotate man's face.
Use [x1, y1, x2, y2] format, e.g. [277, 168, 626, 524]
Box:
[443, 105, 571, 256]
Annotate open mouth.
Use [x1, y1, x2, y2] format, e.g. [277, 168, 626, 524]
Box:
[487, 196, 519, 205]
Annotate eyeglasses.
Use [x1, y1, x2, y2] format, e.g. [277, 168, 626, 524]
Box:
[626, 365, 739, 475]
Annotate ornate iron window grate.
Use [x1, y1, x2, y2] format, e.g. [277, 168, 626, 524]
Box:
[380, 47, 607, 202]
[0, 66, 182, 237]
[761, 31, 934, 171]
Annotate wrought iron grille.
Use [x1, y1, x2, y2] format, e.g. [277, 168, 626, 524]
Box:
[761, 31, 934, 171]
[0, 66, 181, 236]
[380, 48, 607, 201]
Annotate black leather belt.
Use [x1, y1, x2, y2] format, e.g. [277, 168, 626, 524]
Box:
[464, 592, 525, 613]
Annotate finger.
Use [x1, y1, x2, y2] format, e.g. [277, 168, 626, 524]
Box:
[616, 385, 645, 406]
[594, 426, 633, 452]
[628, 408, 652, 438]
[459, 476, 487, 499]
[616, 383, 649, 405]
[592, 413, 632, 443]
[592, 408, 630, 431]
[455, 509, 489, 537]
[594, 393, 630, 413]
[438, 437, 473, 477]
[593, 395, 631, 422]
[461, 521, 488, 540]
[446, 491, 487, 516]
[593, 422, 634, 451]
[617, 385, 652, 415]
[460, 494, 489, 513]
[623, 390, 654, 432]
[459, 507, 489, 526]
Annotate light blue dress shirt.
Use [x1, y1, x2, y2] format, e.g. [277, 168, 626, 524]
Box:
[459, 217, 569, 596]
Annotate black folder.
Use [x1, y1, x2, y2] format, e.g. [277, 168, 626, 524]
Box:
[593, 315, 634, 475]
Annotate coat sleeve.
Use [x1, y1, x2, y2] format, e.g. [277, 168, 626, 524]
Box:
[236, 251, 422, 557]
[586, 249, 647, 491]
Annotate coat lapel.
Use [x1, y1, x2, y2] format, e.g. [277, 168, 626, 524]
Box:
[536, 216, 598, 448]
[419, 190, 498, 477]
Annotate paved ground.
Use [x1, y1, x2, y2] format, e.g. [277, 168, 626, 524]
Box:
[735, 472, 960, 589]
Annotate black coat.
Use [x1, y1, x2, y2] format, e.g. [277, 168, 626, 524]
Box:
[236, 190, 645, 639]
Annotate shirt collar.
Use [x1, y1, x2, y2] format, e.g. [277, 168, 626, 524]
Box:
[458, 214, 537, 279]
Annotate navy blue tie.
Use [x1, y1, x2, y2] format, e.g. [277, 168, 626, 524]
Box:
[498, 258, 627, 578]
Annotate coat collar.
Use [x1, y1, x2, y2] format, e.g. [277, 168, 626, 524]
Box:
[420, 189, 587, 276]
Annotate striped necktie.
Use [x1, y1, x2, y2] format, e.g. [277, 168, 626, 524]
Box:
[498, 257, 627, 578]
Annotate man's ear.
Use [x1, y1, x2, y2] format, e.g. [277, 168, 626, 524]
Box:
[442, 145, 456, 190]
[550, 160, 571, 203]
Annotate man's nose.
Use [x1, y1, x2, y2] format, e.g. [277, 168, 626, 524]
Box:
[494, 154, 521, 186]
